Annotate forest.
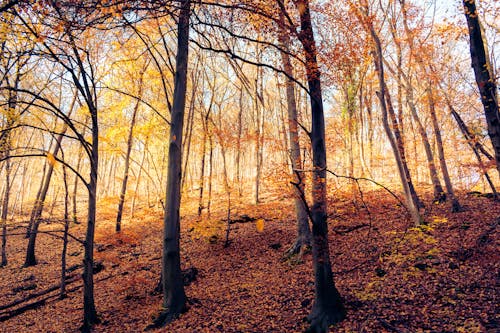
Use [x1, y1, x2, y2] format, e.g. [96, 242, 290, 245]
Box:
[0, 0, 499, 332]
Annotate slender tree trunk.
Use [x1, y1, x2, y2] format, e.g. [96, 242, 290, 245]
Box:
[463, 0, 500, 177]
[293, 1, 345, 331]
[236, 88, 243, 199]
[207, 133, 213, 218]
[278, 16, 311, 256]
[399, 1, 460, 209]
[198, 119, 208, 216]
[151, 0, 190, 327]
[448, 102, 498, 198]
[131, 137, 149, 218]
[60, 164, 69, 298]
[405, 84, 445, 202]
[366, 14, 422, 226]
[26, 155, 47, 237]
[427, 86, 462, 211]
[450, 107, 494, 161]
[1, 150, 10, 267]
[25, 123, 68, 266]
[254, 64, 263, 205]
[116, 72, 144, 232]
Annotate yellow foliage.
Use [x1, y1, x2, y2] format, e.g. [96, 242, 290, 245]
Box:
[255, 218, 265, 232]
[432, 216, 448, 224]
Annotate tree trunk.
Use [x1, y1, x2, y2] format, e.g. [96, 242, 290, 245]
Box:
[294, 1, 346, 331]
[116, 72, 144, 232]
[1, 149, 10, 267]
[404, 84, 445, 202]
[151, 0, 190, 327]
[427, 86, 462, 211]
[366, 15, 422, 226]
[81, 106, 99, 331]
[448, 102, 498, 198]
[60, 164, 69, 299]
[24, 123, 67, 266]
[25, 94, 76, 265]
[198, 116, 208, 216]
[130, 136, 149, 218]
[278, 15, 311, 256]
[463, 0, 500, 177]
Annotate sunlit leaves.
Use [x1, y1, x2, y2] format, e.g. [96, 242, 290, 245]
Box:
[255, 218, 265, 232]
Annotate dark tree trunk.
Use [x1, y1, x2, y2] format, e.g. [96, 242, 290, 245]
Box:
[463, 0, 500, 177]
[448, 102, 498, 198]
[81, 105, 99, 332]
[25, 94, 76, 266]
[150, 0, 190, 327]
[60, 164, 69, 299]
[24, 128, 66, 267]
[294, 0, 345, 331]
[278, 14, 311, 256]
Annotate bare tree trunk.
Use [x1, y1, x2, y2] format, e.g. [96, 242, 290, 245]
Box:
[207, 133, 213, 218]
[25, 123, 68, 266]
[405, 84, 445, 202]
[254, 62, 263, 205]
[198, 116, 208, 216]
[365, 9, 422, 226]
[1, 150, 10, 267]
[26, 153, 48, 238]
[448, 101, 498, 197]
[236, 88, 243, 199]
[291, 1, 346, 330]
[116, 71, 144, 232]
[463, 0, 500, 177]
[427, 86, 462, 211]
[131, 137, 149, 218]
[278, 15, 311, 256]
[60, 163, 69, 298]
[151, 0, 190, 327]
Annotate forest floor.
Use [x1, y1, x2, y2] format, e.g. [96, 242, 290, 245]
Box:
[0, 189, 498, 333]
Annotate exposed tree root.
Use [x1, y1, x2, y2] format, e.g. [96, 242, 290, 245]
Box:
[305, 303, 346, 333]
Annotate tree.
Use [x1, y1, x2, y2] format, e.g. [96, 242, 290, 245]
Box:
[354, 0, 422, 226]
[279, 0, 346, 331]
[277, 11, 311, 257]
[463, 0, 500, 178]
[149, 0, 191, 327]
[116, 63, 147, 232]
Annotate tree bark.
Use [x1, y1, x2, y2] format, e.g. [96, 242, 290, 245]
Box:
[151, 0, 190, 327]
[463, 0, 500, 177]
[278, 13, 311, 256]
[293, 1, 346, 331]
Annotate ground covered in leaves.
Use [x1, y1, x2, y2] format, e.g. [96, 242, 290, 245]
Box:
[0, 190, 498, 332]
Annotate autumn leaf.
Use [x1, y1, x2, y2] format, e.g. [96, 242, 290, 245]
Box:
[255, 218, 265, 232]
[47, 153, 56, 166]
